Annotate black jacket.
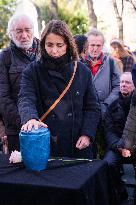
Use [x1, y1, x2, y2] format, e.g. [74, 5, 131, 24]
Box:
[104, 93, 132, 150]
[0, 39, 39, 135]
[18, 60, 100, 158]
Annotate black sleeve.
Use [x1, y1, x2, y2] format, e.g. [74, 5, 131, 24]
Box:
[18, 64, 39, 125]
[104, 107, 121, 150]
[132, 63, 136, 87]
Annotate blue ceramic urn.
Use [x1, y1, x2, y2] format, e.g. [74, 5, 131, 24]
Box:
[19, 127, 50, 171]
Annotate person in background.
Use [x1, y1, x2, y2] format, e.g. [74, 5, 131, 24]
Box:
[123, 44, 130, 52]
[103, 72, 135, 202]
[121, 64, 136, 154]
[0, 14, 40, 153]
[86, 28, 120, 120]
[110, 39, 124, 74]
[73, 34, 88, 64]
[18, 20, 100, 159]
[110, 39, 134, 73]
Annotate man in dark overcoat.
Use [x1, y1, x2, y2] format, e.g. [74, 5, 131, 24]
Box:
[0, 14, 39, 152]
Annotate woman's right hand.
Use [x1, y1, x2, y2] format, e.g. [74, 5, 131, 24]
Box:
[21, 119, 47, 132]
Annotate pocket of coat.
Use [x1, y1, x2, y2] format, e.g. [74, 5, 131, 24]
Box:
[9, 66, 24, 88]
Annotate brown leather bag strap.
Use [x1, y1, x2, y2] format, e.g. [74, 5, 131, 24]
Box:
[39, 61, 77, 122]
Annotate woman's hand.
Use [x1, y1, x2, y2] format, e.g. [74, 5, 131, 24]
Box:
[76, 135, 90, 150]
[21, 119, 47, 132]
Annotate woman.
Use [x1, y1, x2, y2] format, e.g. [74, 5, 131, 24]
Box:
[110, 39, 134, 73]
[18, 20, 100, 159]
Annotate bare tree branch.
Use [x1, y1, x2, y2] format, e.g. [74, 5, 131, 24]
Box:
[50, 0, 59, 20]
[126, 0, 136, 11]
[112, 0, 124, 40]
[121, 0, 124, 16]
[87, 0, 97, 28]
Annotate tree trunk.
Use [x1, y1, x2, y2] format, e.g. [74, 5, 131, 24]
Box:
[34, 3, 42, 36]
[118, 19, 123, 40]
[112, 0, 124, 41]
[50, 0, 59, 20]
[87, 0, 97, 28]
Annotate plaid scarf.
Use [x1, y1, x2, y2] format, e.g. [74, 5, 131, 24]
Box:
[24, 38, 39, 61]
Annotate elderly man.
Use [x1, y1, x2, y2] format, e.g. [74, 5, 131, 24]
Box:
[103, 72, 135, 202]
[86, 28, 120, 119]
[0, 14, 39, 152]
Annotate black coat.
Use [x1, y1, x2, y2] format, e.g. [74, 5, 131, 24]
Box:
[18, 60, 100, 158]
[104, 93, 132, 150]
[0, 40, 39, 135]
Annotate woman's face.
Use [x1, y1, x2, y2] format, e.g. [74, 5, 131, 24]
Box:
[44, 33, 67, 58]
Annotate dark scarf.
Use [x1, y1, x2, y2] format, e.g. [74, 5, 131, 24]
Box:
[11, 38, 39, 61]
[41, 51, 71, 73]
[119, 92, 132, 116]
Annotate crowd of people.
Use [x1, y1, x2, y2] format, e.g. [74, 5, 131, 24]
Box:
[0, 13, 136, 204]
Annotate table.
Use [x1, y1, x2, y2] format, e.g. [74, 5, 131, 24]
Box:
[0, 154, 114, 205]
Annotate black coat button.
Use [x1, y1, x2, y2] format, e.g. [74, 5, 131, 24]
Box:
[76, 91, 80, 96]
[67, 113, 72, 117]
[52, 114, 56, 118]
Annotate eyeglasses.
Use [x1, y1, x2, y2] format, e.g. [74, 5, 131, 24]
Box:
[12, 28, 33, 35]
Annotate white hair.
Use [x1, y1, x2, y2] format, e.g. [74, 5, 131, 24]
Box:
[7, 14, 34, 38]
[120, 72, 134, 86]
[120, 72, 132, 79]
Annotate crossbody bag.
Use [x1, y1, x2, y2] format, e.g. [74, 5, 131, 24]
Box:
[39, 61, 77, 122]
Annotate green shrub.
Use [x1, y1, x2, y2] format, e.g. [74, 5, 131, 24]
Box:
[59, 8, 89, 35]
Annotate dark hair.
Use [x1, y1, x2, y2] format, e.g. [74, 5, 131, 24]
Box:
[40, 20, 78, 61]
[73, 34, 88, 54]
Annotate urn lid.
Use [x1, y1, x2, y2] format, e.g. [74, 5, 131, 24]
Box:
[20, 127, 49, 135]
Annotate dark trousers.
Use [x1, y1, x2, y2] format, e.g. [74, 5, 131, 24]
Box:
[103, 150, 136, 201]
[104, 150, 136, 171]
[7, 134, 20, 153]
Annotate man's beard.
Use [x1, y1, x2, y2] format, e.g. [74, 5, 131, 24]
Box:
[13, 38, 33, 50]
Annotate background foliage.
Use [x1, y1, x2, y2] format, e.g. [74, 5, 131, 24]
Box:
[1, 0, 136, 50]
[36, 0, 89, 35]
[0, 0, 89, 49]
[0, 0, 15, 48]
